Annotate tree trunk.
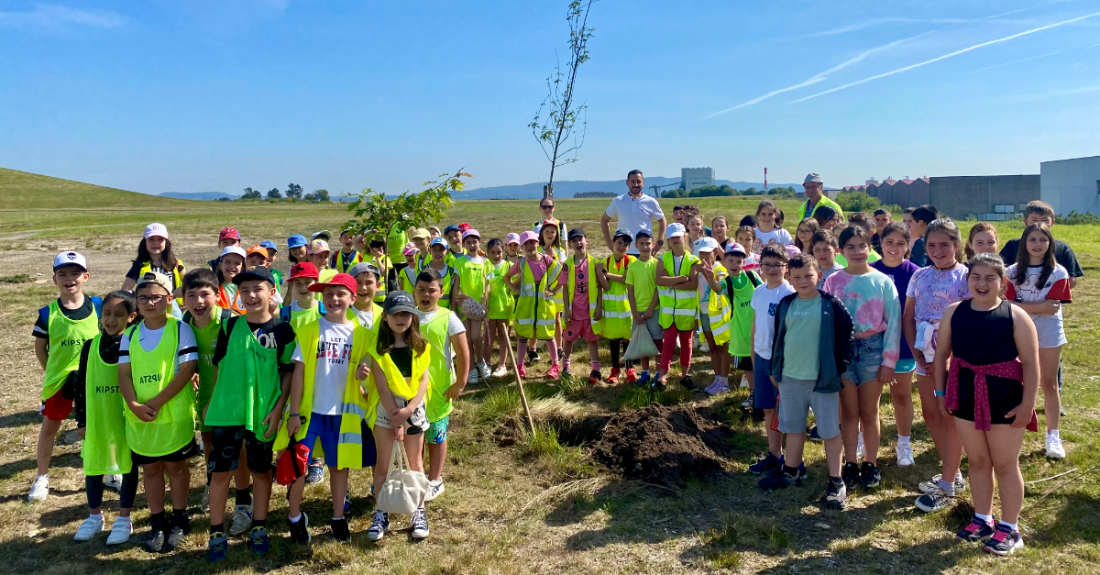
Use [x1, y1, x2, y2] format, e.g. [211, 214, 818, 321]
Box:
[543, 183, 554, 199]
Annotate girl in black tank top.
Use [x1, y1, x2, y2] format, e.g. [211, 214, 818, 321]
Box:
[950, 300, 1022, 425]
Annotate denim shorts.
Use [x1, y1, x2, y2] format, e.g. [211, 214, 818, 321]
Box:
[752, 353, 778, 410]
[841, 332, 884, 386]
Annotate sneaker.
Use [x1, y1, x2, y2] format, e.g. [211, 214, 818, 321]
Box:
[208, 532, 229, 563]
[410, 508, 430, 540]
[856, 432, 865, 461]
[491, 365, 508, 378]
[288, 513, 311, 545]
[104, 474, 123, 491]
[26, 475, 48, 502]
[1060, 407, 1067, 417]
[166, 520, 190, 551]
[425, 479, 445, 502]
[366, 510, 389, 542]
[860, 461, 881, 489]
[808, 426, 823, 442]
[607, 368, 621, 385]
[826, 477, 847, 510]
[739, 374, 750, 388]
[957, 517, 996, 543]
[751, 407, 765, 422]
[984, 524, 1024, 556]
[896, 442, 914, 467]
[749, 452, 783, 475]
[477, 361, 491, 380]
[653, 374, 667, 391]
[107, 516, 132, 545]
[229, 504, 253, 537]
[699, 340, 710, 354]
[588, 369, 601, 385]
[680, 375, 695, 389]
[920, 474, 967, 494]
[330, 518, 351, 543]
[344, 491, 352, 514]
[547, 364, 561, 379]
[74, 514, 105, 542]
[562, 366, 573, 378]
[201, 484, 211, 512]
[143, 527, 167, 553]
[558, 349, 565, 362]
[517, 364, 528, 378]
[704, 379, 731, 396]
[527, 349, 540, 364]
[758, 464, 807, 490]
[636, 371, 651, 388]
[741, 393, 754, 408]
[1046, 431, 1066, 459]
[306, 459, 325, 484]
[842, 462, 861, 491]
[468, 368, 480, 385]
[248, 527, 270, 556]
[915, 488, 954, 513]
[625, 368, 638, 384]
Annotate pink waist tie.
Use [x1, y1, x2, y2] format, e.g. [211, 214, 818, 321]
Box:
[947, 358, 1037, 432]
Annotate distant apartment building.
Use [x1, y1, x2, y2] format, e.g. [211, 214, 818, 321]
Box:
[867, 177, 931, 209]
[681, 167, 714, 190]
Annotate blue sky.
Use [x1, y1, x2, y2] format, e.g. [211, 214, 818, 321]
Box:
[2, 0, 1099, 196]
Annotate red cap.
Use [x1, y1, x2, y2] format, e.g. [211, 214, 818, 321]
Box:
[219, 227, 241, 241]
[308, 273, 357, 294]
[289, 262, 320, 281]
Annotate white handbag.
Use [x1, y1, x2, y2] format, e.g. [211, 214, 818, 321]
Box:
[376, 440, 430, 514]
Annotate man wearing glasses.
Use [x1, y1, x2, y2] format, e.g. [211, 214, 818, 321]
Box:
[601, 170, 667, 256]
[797, 173, 844, 223]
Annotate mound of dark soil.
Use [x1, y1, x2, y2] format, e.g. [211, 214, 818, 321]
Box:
[592, 404, 735, 487]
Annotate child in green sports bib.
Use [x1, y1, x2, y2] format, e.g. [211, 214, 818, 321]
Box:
[119, 271, 200, 554]
[30, 251, 101, 503]
[484, 238, 514, 378]
[71, 290, 139, 546]
[453, 229, 491, 383]
[205, 267, 296, 563]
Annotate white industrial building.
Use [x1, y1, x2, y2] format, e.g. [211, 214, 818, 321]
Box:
[681, 167, 714, 190]
[1041, 155, 1100, 216]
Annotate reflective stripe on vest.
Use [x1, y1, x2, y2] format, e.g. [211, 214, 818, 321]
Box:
[658, 252, 700, 331]
[514, 257, 561, 340]
[600, 254, 635, 339]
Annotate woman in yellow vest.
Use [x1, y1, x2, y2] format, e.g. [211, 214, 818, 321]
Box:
[655, 224, 701, 390]
[122, 223, 186, 314]
[597, 229, 637, 384]
[485, 238, 514, 378]
[364, 291, 432, 542]
[506, 231, 563, 379]
[71, 290, 140, 545]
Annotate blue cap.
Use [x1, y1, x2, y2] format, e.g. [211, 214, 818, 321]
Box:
[443, 225, 461, 235]
[287, 234, 307, 249]
[429, 237, 446, 247]
[260, 240, 278, 252]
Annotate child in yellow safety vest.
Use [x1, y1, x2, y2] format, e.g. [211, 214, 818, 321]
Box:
[216, 246, 247, 314]
[505, 231, 563, 379]
[70, 290, 139, 545]
[485, 238, 514, 377]
[30, 251, 101, 503]
[655, 224, 702, 390]
[331, 229, 363, 274]
[119, 271, 200, 554]
[562, 229, 604, 384]
[348, 262, 384, 334]
[365, 291, 435, 542]
[426, 238, 459, 309]
[453, 229, 491, 383]
[598, 230, 637, 385]
[280, 262, 326, 331]
[400, 243, 421, 292]
[694, 238, 732, 395]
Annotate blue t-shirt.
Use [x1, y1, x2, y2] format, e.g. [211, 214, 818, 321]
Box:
[871, 259, 920, 360]
[910, 238, 928, 267]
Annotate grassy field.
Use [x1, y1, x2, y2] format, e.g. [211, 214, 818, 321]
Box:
[1, 169, 1098, 574]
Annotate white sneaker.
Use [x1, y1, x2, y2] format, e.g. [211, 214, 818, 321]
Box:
[739, 375, 750, 389]
[741, 394, 754, 408]
[491, 365, 508, 378]
[425, 479, 445, 502]
[27, 475, 48, 502]
[896, 442, 914, 466]
[229, 503, 253, 536]
[468, 369, 479, 385]
[477, 361, 491, 380]
[104, 474, 123, 491]
[74, 514, 105, 541]
[107, 517, 133, 545]
[856, 432, 865, 461]
[410, 508, 429, 540]
[1046, 431, 1066, 459]
[699, 339, 710, 354]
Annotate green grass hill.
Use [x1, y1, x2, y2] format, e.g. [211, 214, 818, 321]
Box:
[0, 167, 191, 211]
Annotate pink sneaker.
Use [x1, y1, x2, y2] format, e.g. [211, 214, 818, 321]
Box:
[547, 364, 561, 379]
[517, 364, 527, 378]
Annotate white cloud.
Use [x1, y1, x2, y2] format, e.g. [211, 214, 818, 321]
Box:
[0, 4, 127, 28]
[790, 11, 1100, 104]
[801, 8, 1029, 38]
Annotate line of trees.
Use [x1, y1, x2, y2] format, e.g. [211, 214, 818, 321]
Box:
[239, 184, 330, 202]
[661, 185, 796, 199]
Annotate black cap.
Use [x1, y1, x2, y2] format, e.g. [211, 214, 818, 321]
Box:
[383, 290, 419, 315]
[613, 228, 633, 242]
[567, 228, 586, 241]
[635, 229, 653, 241]
[233, 266, 276, 286]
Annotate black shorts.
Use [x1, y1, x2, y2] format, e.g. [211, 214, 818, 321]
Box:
[732, 356, 753, 372]
[132, 439, 201, 465]
[207, 425, 274, 474]
[952, 377, 1025, 426]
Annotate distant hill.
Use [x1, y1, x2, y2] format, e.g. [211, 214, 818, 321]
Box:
[159, 191, 238, 201]
[0, 167, 193, 210]
[458, 177, 801, 200]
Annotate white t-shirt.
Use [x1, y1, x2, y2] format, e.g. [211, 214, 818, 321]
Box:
[605, 193, 665, 254]
[352, 306, 375, 330]
[119, 321, 198, 374]
[750, 281, 796, 359]
[291, 318, 355, 416]
[755, 227, 793, 248]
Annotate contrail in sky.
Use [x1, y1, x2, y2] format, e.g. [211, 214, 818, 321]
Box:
[790, 11, 1100, 103]
[974, 51, 1060, 72]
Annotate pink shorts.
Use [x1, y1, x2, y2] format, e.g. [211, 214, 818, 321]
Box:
[564, 318, 599, 343]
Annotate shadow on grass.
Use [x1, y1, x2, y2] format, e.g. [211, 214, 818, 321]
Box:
[0, 410, 40, 429]
[0, 451, 82, 481]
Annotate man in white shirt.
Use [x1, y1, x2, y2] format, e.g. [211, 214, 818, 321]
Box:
[601, 170, 667, 256]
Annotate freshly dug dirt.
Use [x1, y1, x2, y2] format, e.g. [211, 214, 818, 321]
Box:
[592, 404, 736, 487]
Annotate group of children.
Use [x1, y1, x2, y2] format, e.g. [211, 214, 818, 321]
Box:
[28, 195, 1080, 559]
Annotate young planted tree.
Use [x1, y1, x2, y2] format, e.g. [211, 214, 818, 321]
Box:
[343, 169, 473, 245]
[529, 0, 596, 199]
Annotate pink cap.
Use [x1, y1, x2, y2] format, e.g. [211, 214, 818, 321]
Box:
[505, 233, 521, 245]
[785, 244, 802, 259]
[519, 230, 539, 245]
[402, 243, 419, 256]
[462, 229, 481, 240]
[144, 223, 169, 240]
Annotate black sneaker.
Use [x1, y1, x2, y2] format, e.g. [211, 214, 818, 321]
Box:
[842, 462, 861, 491]
[808, 426, 823, 442]
[758, 464, 806, 490]
[680, 375, 695, 389]
[748, 452, 783, 475]
[957, 517, 996, 543]
[367, 510, 389, 542]
[165, 517, 190, 551]
[751, 407, 765, 422]
[527, 350, 540, 364]
[330, 518, 351, 542]
[860, 461, 881, 489]
[984, 524, 1024, 555]
[143, 528, 167, 553]
[288, 513, 311, 544]
[825, 477, 847, 509]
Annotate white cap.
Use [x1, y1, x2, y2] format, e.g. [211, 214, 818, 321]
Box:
[694, 237, 720, 253]
[53, 251, 87, 271]
[666, 223, 686, 239]
[144, 222, 169, 240]
[221, 245, 247, 260]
